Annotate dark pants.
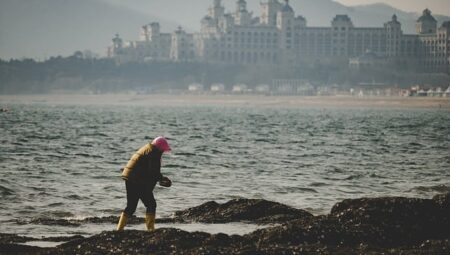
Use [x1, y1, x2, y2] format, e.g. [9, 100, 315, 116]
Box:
[123, 181, 156, 216]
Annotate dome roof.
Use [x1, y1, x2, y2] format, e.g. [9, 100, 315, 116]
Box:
[417, 9, 437, 23]
[387, 14, 400, 25]
[281, 0, 294, 13]
[201, 16, 214, 25]
[333, 15, 351, 22]
[442, 21, 450, 29]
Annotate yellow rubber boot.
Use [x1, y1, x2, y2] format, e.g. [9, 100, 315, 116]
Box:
[145, 213, 155, 231]
[116, 212, 128, 231]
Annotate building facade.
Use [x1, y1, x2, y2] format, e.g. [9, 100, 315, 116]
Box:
[107, 0, 450, 73]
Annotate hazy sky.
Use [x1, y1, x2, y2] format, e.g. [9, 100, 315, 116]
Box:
[335, 0, 450, 16]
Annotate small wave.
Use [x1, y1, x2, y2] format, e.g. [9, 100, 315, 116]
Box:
[410, 185, 450, 193]
[47, 153, 69, 159]
[79, 143, 94, 148]
[80, 132, 108, 137]
[254, 138, 274, 143]
[67, 194, 83, 200]
[74, 153, 103, 158]
[164, 164, 193, 169]
[344, 174, 363, 180]
[175, 152, 196, 156]
[25, 135, 62, 140]
[48, 202, 64, 207]
[309, 182, 328, 187]
[189, 135, 203, 139]
[408, 142, 423, 147]
[296, 187, 318, 193]
[0, 185, 15, 196]
[283, 187, 318, 193]
[30, 187, 47, 192]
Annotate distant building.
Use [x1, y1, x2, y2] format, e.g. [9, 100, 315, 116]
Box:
[444, 87, 450, 97]
[349, 50, 386, 70]
[351, 82, 407, 97]
[108, 1, 450, 74]
[211, 83, 225, 92]
[255, 84, 271, 93]
[232, 83, 248, 93]
[417, 89, 428, 96]
[188, 83, 204, 92]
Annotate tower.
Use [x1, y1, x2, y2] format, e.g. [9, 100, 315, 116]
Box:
[277, 0, 295, 65]
[234, 0, 252, 26]
[331, 15, 353, 57]
[112, 34, 123, 49]
[236, 0, 247, 12]
[261, 0, 282, 26]
[277, 0, 295, 31]
[170, 26, 194, 61]
[385, 14, 403, 57]
[277, 0, 294, 30]
[208, 0, 225, 21]
[416, 9, 437, 34]
[140, 25, 149, 42]
[140, 23, 160, 41]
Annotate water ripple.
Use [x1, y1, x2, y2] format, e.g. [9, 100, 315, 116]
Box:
[0, 104, 449, 236]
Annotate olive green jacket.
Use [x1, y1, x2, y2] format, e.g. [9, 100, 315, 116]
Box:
[122, 143, 163, 185]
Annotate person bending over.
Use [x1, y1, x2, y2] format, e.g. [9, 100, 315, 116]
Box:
[116, 137, 172, 231]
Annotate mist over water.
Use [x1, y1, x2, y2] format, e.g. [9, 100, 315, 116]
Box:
[1, 103, 449, 237]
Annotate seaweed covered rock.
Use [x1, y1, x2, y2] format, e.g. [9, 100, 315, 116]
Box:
[44, 229, 251, 255]
[330, 196, 450, 246]
[250, 195, 450, 248]
[173, 198, 313, 224]
[433, 192, 450, 212]
[0, 234, 44, 255]
[26, 230, 450, 255]
[2, 195, 449, 255]
[18, 215, 145, 227]
[21, 199, 313, 227]
[0, 233, 36, 244]
[247, 215, 382, 248]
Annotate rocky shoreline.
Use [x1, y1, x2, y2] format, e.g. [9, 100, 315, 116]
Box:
[1, 194, 449, 255]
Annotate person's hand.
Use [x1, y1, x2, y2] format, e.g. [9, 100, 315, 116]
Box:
[159, 176, 172, 187]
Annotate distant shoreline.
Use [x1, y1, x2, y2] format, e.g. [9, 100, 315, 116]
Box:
[1, 94, 449, 109]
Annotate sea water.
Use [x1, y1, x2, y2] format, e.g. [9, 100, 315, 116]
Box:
[1, 103, 449, 238]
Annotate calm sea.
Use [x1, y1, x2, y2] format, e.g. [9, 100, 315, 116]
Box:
[1, 103, 449, 237]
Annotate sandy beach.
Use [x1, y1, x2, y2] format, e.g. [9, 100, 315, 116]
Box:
[1, 94, 449, 108]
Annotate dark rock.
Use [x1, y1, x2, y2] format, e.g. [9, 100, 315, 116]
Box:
[19, 215, 145, 226]
[0, 234, 47, 255]
[247, 215, 380, 248]
[0, 233, 36, 244]
[2, 194, 449, 255]
[173, 198, 313, 224]
[330, 196, 450, 246]
[19, 199, 313, 227]
[44, 229, 250, 255]
[82, 215, 143, 225]
[40, 235, 85, 242]
[0, 244, 47, 255]
[433, 192, 450, 211]
[28, 218, 82, 227]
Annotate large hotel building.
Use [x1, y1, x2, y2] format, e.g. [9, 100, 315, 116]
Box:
[108, 0, 450, 73]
